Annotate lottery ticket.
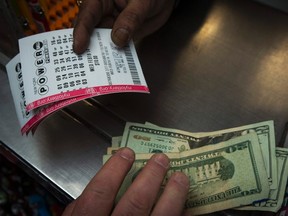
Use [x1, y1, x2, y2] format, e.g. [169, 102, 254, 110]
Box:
[6, 54, 95, 134]
[6, 28, 149, 134]
[18, 28, 149, 111]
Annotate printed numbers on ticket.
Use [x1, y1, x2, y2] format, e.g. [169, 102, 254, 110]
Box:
[6, 54, 96, 134]
[19, 28, 149, 111]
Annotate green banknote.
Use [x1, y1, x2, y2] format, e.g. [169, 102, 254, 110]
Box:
[195, 120, 277, 190]
[237, 147, 288, 212]
[119, 122, 193, 153]
[111, 136, 122, 147]
[111, 123, 156, 147]
[106, 133, 270, 215]
[120, 121, 276, 189]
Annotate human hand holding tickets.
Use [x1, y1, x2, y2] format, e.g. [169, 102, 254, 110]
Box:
[73, 0, 176, 54]
[62, 148, 189, 216]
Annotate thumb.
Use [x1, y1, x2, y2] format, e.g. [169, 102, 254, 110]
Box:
[111, 0, 151, 47]
[73, 0, 114, 54]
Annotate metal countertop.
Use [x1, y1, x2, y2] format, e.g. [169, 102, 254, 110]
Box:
[1, 0, 288, 212]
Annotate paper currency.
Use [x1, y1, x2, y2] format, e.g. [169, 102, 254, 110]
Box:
[195, 121, 277, 190]
[105, 133, 270, 215]
[107, 147, 120, 154]
[120, 121, 276, 189]
[111, 136, 122, 147]
[120, 122, 192, 153]
[106, 120, 288, 214]
[238, 147, 288, 212]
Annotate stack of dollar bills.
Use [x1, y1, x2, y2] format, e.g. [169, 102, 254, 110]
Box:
[103, 120, 288, 215]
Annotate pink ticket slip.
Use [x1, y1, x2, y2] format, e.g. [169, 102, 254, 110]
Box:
[18, 28, 149, 111]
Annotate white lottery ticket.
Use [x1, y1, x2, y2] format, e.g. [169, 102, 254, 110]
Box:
[6, 54, 30, 133]
[18, 28, 149, 111]
[6, 54, 95, 134]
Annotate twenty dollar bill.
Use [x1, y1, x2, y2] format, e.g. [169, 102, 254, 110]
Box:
[106, 133, 270, 215]
[120, 121, 276, 189]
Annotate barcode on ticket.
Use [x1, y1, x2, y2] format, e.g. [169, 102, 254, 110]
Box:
[124, 45, 141, 85]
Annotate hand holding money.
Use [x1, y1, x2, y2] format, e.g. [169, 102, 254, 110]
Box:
[104, 121, 288, 215]
[63, 120, 288, 216]
[62, 148, 190, 215]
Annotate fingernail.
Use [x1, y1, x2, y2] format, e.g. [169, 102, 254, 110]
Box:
[173, 172, 190, 189]
[154, 154, 170, 169]
[113, 28, 130, 46]
[118, 148, 134, 161]
[72, 39, 79, 54]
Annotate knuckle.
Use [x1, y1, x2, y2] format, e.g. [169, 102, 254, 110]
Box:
[149, 167, 165, 180]
[149, 161, 168, 178]
[127, 194, 150, 213]
[100, 0, 114, 14]
[88, 182, 115, 201]
[123, 10, 143, 27]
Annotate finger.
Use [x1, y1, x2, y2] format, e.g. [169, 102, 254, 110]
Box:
[114, 0, 128, 10]
[111, 0, 153, 47]
[73, 0, 114, 54]
[71, 148, 135, 216]
[112, 153, 170, 215]
[132, 2, 175, 42]
[151, 172, 189, 216]
[62, 199, 77, 216]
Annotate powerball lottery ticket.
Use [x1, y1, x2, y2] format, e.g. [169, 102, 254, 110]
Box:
[18, 28, 149, 111]
[6, 54, 97, 134]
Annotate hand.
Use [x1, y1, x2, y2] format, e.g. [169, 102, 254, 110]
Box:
[62, 147, 189, 216]
[73, 0, 176, 54]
